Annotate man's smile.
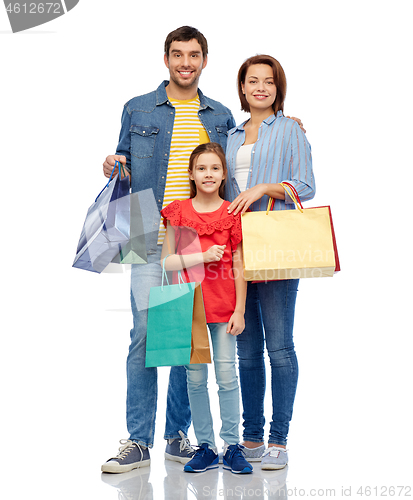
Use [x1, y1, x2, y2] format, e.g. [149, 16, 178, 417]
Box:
[178, 70, 194, 77]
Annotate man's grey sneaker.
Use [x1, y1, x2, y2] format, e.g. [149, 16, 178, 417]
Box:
[261, 447, 288, 470]
[223, 444, 253, 474]
[242, 444, 265, 462]
[101, 440, 150, 473]
[165, 430, 196, 464]
[184, 444, 219, 473]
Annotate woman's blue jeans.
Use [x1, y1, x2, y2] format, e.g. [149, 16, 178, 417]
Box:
[237, 279, 299, 447]
[185, 323, 239, 448]
[127, 246, 191, 448]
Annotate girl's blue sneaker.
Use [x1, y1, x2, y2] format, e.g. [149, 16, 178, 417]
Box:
[184, 444, 219, 473]
[223, 444, 253, 474]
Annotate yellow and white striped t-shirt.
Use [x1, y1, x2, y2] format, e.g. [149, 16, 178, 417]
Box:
[157, 95, 210, 244]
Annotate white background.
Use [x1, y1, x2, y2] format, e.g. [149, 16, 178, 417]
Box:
[1, 1, 412, 499]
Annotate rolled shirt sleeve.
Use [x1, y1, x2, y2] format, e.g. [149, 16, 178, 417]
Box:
[283, 121, 315, 205]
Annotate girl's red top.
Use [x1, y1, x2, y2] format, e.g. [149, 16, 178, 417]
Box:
[161, 199, 242, 323]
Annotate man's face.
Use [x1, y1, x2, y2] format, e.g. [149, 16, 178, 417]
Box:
[164, 39, 208, 91]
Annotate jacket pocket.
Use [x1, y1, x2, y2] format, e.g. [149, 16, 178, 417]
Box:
[130, 125, 159, 159]
[215, 125, 229, 148]
[215, 125, 228, 136]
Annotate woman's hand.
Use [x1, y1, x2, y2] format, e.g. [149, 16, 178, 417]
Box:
[226, 311, 245, 336]
[227, 184, 267, 215]
[203, 245, 226, 263]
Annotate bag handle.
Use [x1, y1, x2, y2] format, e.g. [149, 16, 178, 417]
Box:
[281, 182, 304, 212]
[161, 256, 170, 288]
[281, 182, 301, 205]
[95, 161, 127, 202]
[161, 255, 185, 291]
[162, 221, 187, 290]
[265, 182, 304, 214]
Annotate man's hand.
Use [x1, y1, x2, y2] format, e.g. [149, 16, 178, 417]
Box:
[103, 155, 128, 178]
[286, 116, 306, 133]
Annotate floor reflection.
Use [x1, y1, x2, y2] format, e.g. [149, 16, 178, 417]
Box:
[219, 466, 288, 499]
[101, 467, 153, 499]
[164, 460, 219, 499]
[102, 460, 288, 499]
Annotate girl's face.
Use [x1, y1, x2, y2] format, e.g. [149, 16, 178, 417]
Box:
[241, 64, 277, 113]
[189, 152, 225, 195]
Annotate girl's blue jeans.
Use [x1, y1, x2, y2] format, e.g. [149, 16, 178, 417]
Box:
[185, 322, 240, 448]
[237, 279, 299, 447]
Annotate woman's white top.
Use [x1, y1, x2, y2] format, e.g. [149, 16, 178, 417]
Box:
[234, 144, 254, 192]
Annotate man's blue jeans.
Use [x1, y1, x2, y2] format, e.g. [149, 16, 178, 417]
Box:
[127, 246, 191, 448]
[236, 279, 299, 447]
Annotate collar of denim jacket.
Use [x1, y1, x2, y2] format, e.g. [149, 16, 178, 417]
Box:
[155, 81, 215, 110]
[197, 88, 215, 111]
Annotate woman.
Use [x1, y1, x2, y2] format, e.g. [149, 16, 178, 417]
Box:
[225, 55, 316, 470]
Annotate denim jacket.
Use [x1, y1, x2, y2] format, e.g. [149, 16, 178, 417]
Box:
[115, 81, 236, 254]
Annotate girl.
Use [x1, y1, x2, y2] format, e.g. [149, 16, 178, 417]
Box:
[160, 142, 252, 474]
[225, 55, 316, 470]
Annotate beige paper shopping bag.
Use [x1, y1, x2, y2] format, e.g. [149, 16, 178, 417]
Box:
[242, 183, 340, 280]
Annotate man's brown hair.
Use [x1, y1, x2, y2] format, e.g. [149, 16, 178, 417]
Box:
[164, 26, 208, 59]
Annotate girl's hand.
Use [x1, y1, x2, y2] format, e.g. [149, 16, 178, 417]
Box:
[203, 245, 226, 263]
[227, 184, 267, 215]
[226, 311, 245, 336]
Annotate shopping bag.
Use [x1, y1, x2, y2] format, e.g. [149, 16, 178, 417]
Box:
[72, 162, 131, 273]
[242, 182, 340, 280]
[145, 258, 211, 368]
[111, 189, 148, 265]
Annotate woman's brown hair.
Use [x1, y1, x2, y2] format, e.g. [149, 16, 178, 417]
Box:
[188, 142, 227, 199]
[237, 54, 287, 114]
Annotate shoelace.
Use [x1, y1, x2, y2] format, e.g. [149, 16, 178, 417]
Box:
[194, 445, 208, 457]
[178, 430, 195, 454]
[111, 439, 143, 460]
[226, 444, 246, 460]
[192, 443, 215, 458]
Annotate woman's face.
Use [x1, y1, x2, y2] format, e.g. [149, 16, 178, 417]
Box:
[241, 64, 277, 113]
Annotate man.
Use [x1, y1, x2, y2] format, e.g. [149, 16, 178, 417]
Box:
[101, 26, 236, 474]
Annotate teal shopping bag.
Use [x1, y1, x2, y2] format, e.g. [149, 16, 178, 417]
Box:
[145, 259, 211, 368]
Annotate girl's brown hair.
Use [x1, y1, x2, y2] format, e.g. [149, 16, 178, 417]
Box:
[188, 142, 227, 198]
[237, 54, 287, 114]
